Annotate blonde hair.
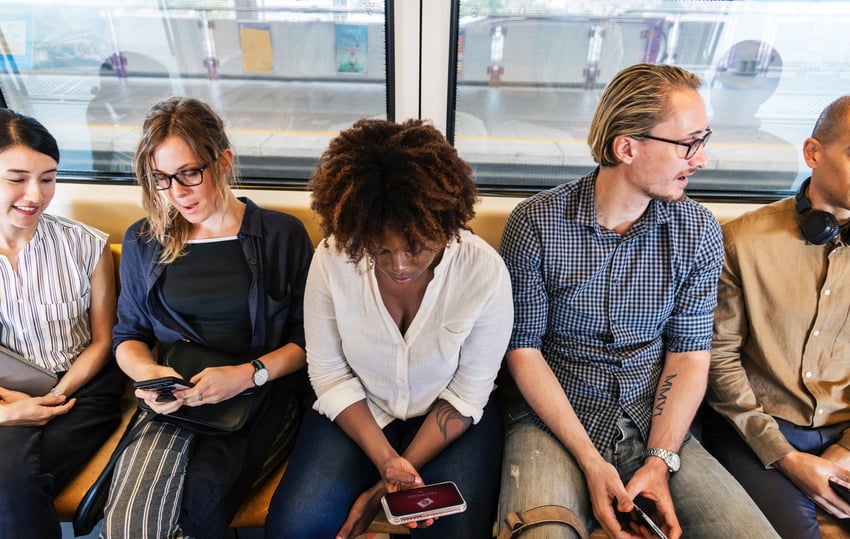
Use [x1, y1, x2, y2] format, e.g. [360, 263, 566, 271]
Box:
[134, 97, 237, 264]
[588, 64, 702, 167]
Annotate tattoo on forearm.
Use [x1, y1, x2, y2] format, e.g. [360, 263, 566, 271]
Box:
[434, 401, 472, 441]
[653, 374, 677, 417]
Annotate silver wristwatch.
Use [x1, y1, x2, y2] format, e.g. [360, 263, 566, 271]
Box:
[643, 447, 680, 473]
[251, 359, 269, 387]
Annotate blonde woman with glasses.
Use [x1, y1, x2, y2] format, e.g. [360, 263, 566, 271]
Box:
[101, 96, 313, 539]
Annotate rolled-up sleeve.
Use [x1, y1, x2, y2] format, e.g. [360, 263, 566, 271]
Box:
[304, 247, 369, 421]
[440, 254, 513, 423]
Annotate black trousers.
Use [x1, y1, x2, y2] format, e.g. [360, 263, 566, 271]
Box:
[178, 372, 306, 539]
[0, 361, 125, 539]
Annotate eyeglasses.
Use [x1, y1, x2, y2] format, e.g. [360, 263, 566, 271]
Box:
[636, 129, 712, 160]
[152, 163, 210, 190]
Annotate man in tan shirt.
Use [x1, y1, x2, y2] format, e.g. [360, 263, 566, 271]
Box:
[707, 95, 850, 538]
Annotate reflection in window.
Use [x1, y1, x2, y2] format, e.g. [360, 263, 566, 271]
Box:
[0, 0, 389, 183]
[451, 1, 848, 199]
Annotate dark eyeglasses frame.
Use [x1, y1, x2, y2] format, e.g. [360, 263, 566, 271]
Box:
[153, 163, 210, 190]
[636, 129, 712, 160]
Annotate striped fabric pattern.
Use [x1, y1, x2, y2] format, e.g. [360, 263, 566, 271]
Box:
[101, 415, 195, 539]
[0, 213, 107, 372]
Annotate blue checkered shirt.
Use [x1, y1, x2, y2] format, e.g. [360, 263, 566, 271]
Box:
[500, 169, 723, 451]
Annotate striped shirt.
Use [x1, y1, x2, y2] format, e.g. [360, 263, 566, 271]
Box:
[500, 169, 723, 451]
[0, 214, 107, 372]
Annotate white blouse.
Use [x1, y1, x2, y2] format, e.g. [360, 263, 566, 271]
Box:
[0, 214, 107, 372]
[306, 229, 513, 427]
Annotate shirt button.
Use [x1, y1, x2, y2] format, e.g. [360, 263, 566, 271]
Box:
[825, 289, 831, 296]
[813, 330, 820, 337]
[805, 371, 813, 378]
[818, 408, 825, 415]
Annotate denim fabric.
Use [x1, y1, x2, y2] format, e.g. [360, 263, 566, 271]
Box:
[266, 396, 503, 539]
[704, 411, 850, 539]
[0, 362, 123, 539]
[498, 413, 780, 538]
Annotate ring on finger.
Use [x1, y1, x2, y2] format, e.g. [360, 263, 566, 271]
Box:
[197, 393, 203, 401]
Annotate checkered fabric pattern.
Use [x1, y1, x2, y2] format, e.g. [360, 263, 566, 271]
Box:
[499, 169, 723, 451]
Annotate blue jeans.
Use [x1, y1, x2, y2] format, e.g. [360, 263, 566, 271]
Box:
[266, 396, 503, 539]
[498, 413, 780, 538]
[704, 411, 850, 539]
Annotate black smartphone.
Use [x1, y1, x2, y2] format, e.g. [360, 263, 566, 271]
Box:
[829, 478, 850, 505]
[133, 376, 194, 402]
[614, 496, 668, 539]
[381, 481, 467, 525]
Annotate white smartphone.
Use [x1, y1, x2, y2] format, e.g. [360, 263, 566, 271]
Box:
[381, 481, 467, 525]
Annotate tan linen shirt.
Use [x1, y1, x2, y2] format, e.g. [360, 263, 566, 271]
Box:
[709, 197, 850, 467]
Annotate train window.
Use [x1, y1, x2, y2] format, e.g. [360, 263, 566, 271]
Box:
[450, 1, 848, 200]
[0, 0, 389, 185]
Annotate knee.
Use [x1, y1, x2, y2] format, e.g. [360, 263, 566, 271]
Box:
[0, 463, 56, 536]
[0, 455, 46, 505]
[265, 510, 339, 539]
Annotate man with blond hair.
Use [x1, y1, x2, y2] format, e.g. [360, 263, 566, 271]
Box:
[497, 64, 777, 539]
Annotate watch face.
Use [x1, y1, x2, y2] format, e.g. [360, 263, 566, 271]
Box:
[646, 448, 680, 473]
[669, 452, 680, 472]
[253, 365, 269, 386]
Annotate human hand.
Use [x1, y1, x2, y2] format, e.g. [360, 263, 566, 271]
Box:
[582, 457, 641, 539]
[335, 482, 385, 539]
[379, 455, 424, 493]
[134, 365, 187, 414]
[376, 456, 436, 529]
[822, 443, 850, 470]
[0, 386, 74, 426]
[0, 385, 37, 404]
[179, 363, 254, 407]
[776, 450, 850, 518]
[622, 460, 680, 539]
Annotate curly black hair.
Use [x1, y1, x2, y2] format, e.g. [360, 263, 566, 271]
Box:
[310, 118, 478, 264]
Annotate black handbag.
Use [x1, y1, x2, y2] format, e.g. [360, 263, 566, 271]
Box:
[137, 340, 264, 435]
[73, 341, 265, 535]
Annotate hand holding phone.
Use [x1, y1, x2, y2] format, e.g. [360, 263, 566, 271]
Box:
[133, 376, 194, 402]
[614, 496, 668, 539]
[381, 481, 467, 525]
[829, 478, 850, 505]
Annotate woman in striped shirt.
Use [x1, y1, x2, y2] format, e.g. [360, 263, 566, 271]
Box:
[0, 109, 124, 538]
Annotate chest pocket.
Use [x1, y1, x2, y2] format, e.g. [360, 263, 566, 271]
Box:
[37, 293, 90, 329]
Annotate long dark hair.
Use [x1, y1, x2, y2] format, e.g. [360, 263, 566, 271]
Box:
[0, 108, 60, 163]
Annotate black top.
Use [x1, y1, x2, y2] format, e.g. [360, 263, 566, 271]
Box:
[161, 238, 252, 355]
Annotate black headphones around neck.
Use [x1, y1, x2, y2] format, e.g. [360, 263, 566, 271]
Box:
[795, 177, 848, 245]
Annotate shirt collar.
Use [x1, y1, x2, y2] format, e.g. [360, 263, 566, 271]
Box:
[573, 168, 674, 235]
[236, 196, 262, 238]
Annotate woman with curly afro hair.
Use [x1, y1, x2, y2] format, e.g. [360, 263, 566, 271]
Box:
[266, 118, 513, 539]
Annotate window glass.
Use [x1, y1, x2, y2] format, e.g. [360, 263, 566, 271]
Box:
[0, 0, 388, 184]
[453, 1, 848, 199]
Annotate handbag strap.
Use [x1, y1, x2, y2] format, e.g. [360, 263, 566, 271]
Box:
[497, 505, 589, 539]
